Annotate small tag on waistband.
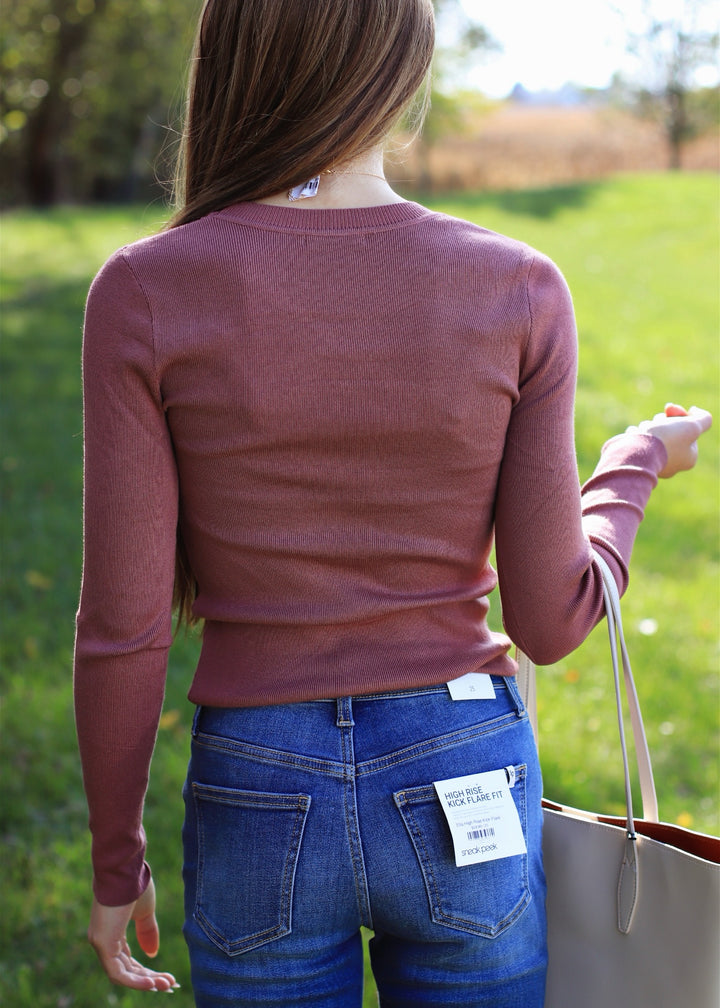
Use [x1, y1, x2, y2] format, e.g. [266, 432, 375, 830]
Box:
[447, 672, 496, 701]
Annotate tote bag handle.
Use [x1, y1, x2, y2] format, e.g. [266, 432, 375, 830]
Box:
[516, 551, 659, 825]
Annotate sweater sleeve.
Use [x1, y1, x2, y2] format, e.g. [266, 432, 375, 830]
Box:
[494, 252, 666, 665]
[74, 250, 178, 906]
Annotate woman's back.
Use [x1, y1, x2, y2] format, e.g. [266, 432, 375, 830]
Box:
[78, 199, 663, 711]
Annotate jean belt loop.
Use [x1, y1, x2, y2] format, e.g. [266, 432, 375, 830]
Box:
[336, 697, 354, 727]
[191, 705, 203, 737]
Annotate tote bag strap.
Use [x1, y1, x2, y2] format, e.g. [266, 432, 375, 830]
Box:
[516, 649, 538, 742]
[516, 550, 659, 824]
[594, 552, 658, 824]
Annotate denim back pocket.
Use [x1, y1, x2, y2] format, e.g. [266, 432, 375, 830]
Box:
[394, 765, 530, 939]
[192, 782, 311, 956]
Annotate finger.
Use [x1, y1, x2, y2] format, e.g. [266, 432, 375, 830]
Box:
[115, 947, 179, 992]
[131, 877, 161, 957]
[664, 402, 688, 417]
[93, 941, 177, 991]
[687, 406, 713, 432]
[134, 908, 160, 958]
[111, 946, 178, 991]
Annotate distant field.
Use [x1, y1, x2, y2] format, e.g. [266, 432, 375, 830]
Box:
[1, 174, 718, 1007]
[393, 104, 719, 191]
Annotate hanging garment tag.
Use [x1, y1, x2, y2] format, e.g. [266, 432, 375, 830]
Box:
[447, 672, 496, 701]
[288, 176, 320, 201]
[433, 768, 527, 866]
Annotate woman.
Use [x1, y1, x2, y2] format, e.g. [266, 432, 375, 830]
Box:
[74, 1, 712, 1004]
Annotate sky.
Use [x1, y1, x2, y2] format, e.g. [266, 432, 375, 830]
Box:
[456, 0, 719, 97]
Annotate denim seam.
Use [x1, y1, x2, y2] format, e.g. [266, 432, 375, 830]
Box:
[352, 684, 452, 701]
[278, 795, 312, 947]
[194, 732, 347, 778]
[356, 712, 522, 777]
[339, 713, 373, 929]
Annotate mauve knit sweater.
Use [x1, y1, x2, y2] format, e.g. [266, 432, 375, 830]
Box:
[74, 200, 665, 905]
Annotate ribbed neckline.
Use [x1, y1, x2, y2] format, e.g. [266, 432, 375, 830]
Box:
[216, 200, 435, 234]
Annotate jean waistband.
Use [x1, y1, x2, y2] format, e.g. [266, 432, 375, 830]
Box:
[191, 674, 517, 736]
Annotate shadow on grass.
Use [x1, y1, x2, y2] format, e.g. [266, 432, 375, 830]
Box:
[412, 180, 602, 219]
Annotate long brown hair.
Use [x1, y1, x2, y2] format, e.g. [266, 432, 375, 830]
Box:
[169, 0, 435, 228]
[170, 0, 435, 626]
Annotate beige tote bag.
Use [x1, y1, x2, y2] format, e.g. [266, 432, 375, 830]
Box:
[517, 553, 720, 1008]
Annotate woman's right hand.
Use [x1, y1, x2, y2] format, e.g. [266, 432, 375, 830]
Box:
[627, 403, 712, 478]
[87, 878, 178, 992]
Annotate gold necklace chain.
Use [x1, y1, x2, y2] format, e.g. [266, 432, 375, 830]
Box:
[323, 169, 387, 182]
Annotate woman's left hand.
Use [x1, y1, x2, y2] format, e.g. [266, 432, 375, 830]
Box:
[627, 403, 712, 478]
[87, 877, 179, 992]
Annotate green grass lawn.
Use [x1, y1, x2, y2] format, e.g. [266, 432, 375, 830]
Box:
[1, 174, 718, 1007]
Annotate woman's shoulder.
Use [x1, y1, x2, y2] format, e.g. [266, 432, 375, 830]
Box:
[419, 203, 545, 260]
[111, 211, 218, 262]
[89, 212, 224, 296]
[416, 203, 566, 289]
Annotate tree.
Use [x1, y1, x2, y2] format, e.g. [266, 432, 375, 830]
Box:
[0, 0, 197, 206]
[2, 0, 109, 205]
[0, 0, 498, 206]
[620, 0, 719, 169]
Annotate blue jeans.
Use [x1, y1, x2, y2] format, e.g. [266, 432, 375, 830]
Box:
[182, 676, 547, 1007]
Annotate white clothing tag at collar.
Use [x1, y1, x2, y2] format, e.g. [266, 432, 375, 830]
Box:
[288, 176, 320, 201]
[434, 767, 527, 867]
[447, 672, 496, 701]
